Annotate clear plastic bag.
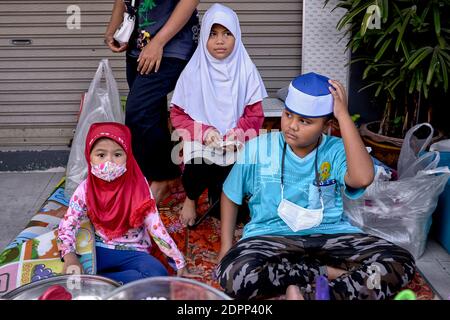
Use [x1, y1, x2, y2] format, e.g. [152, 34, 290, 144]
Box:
[64, 59, 125, 199]
[344, 167, 450, 259]
[430, 139, 450, 152]
[397, 123, 438, 179]
[344, 123, 450, 259]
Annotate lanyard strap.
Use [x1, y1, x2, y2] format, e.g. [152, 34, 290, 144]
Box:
[281, 136, 321, 200]
[125, 0, 136, 15]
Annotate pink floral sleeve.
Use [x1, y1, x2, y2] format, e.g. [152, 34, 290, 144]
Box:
[144, 212, 186, 270]
[57, 180, 88, 258]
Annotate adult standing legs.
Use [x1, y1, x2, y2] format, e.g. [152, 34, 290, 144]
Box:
[125, 57, 187, 201]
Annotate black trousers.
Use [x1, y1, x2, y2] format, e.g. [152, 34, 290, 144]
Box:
[217, 234, 416, 300]
[182, 159, 249, 223]
[125, 55, 187, 181]
[182, 160, 232, 202]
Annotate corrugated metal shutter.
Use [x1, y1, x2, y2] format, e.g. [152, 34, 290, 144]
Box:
[0, 0, 301, 147]
[0, 0, 128, 147]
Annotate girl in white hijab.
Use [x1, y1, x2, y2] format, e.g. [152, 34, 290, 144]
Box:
[170, 3, 267, 227]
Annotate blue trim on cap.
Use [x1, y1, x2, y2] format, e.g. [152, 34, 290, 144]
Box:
[284, 105, 333, 118]
[291, 72, 331, 96]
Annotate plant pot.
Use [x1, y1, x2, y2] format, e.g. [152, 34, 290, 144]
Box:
[360, 121, 444, 169]
[360, 121, 403, 169]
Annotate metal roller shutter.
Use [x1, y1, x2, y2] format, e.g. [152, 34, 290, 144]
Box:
[0, 0, 302, 147]
[0, 0, 128, 147]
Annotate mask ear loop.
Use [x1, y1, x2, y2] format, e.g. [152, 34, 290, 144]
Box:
[314, 136, 324, 208]
[281, 142, 287, 201]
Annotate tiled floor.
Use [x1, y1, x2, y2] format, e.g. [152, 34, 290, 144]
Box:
[0, 171, 449, 299]
[416, 240, 450, 299]
[0, 171, 65, 250]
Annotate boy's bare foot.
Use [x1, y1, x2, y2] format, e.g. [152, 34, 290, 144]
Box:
[285, 285, 304, 300]
[180, 197, 197, 226]
[326, 266, 348, 280]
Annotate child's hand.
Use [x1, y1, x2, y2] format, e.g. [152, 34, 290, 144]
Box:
[328, 79, 349, 121]
[177, 267, 195, 277]
[204, 128, 222, 148]
[223, 130, 242, 153]
[176, 267, 186, 277]
[225, 129, 238, 143]
[62, 253, 84, 275]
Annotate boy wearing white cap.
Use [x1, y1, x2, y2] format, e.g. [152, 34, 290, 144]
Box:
[216, 73, 416, 300]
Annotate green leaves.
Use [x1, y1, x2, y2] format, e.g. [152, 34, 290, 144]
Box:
[404, 47, 433, 70]
[375, 38, 392, 61]
[426, 48, 439, 85]
[395, 7, 413, 52]
[381, 0, 389, 23]
[361, 11, 374, 36]
[336, 1, 375, 31]
[326, 0, 450, 133]
[438, 54, 449, 91]
[433, 4, 441, 36]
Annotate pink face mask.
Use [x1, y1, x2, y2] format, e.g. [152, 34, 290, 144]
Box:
[90, 161, 127, 182]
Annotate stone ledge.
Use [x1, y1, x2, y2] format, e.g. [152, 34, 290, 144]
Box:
[0, 149, 69, 172]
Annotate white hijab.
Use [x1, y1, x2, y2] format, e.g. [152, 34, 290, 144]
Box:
[171, 3, 267, 136]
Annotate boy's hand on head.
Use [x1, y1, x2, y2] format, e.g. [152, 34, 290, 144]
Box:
[137, 39, 164, 75]
[328, 80, 349, 121]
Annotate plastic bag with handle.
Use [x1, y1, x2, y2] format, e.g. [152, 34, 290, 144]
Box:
[397, 123, 440, 179]
[64, 59, 125, 199]
[344, 123, 450, 259]
[344, 167, 450, 259]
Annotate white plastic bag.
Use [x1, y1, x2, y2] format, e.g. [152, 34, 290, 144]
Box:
[64, 59, 125, 199]
[344, 123, 450, 259]
[344, 167, 450, 259]
[430, 139, 450, 152]
[397, 123, 438, 179]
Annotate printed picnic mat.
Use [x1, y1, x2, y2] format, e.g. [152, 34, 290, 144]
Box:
[0, 179, 95, 296]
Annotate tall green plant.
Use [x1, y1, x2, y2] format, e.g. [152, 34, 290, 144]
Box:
[325, 0, 450, 137]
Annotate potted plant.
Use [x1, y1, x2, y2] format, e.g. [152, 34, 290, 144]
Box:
[325, 0, 450, 167]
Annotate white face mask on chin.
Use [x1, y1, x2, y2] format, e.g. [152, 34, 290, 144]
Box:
[277, 186, 324, 232]
[277, 139, 324, 232]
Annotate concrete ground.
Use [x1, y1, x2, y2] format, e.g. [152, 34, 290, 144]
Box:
[0, 171, 449, 299]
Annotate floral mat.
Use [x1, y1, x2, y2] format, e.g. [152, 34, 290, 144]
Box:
[156, 187, 435, 300]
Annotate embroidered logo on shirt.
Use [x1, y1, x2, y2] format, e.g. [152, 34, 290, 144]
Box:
[319, 162, 331, 182]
